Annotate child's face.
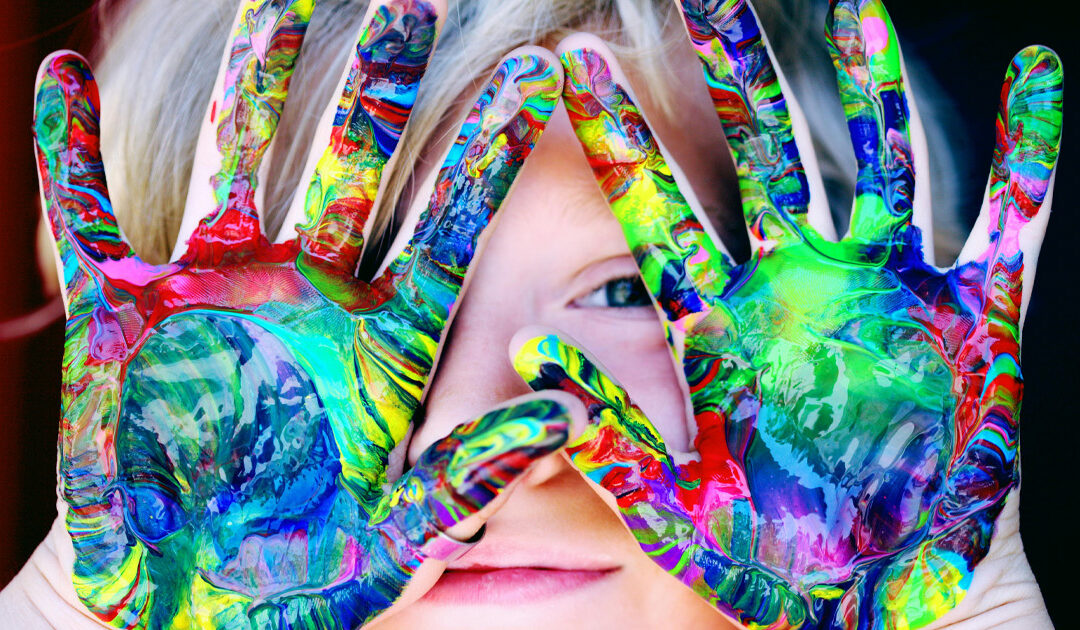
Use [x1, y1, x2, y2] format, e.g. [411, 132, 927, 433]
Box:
[381, 52, 741, 627]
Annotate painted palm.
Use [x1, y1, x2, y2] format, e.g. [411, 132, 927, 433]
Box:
[514, 0, 1063, 627]
[35, 1, 564, 628]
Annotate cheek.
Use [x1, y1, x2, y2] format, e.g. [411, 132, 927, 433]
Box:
[564, 315, 691, 452]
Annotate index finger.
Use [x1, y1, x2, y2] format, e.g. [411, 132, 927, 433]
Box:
[559, 39, 732, 323]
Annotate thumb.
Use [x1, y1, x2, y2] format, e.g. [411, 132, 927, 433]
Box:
[367, 395, 572, 621]
[374, 395, 572, 560]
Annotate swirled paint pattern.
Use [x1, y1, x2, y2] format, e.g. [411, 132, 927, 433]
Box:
[826, 0, 914, 242]
[537, 1, 1064, 627]
[190, 0, 314, 261]
[680, 0, 810, 246]
[34, 1, 565, 627]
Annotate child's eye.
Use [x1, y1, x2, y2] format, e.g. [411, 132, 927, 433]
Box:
[574, 276, 652, 309]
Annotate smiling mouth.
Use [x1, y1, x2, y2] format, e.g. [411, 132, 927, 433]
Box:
[421, 566, 620, 605]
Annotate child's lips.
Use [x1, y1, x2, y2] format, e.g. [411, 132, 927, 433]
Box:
[421, 537, 623, 605]
[421, 566, 620, 605]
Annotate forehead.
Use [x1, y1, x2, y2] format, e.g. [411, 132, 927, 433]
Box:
[477, 104, 631, 267]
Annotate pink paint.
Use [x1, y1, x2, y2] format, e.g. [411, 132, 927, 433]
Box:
[863, 16, 889, 57]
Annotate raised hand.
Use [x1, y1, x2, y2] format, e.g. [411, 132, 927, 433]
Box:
[33, 0, 564, 627]
[513, 0, 1063, 627]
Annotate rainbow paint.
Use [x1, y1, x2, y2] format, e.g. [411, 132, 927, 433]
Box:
[826, 0, 915, 243]
[34, 0, 564, 627]
[680, 0, 811, 248]
[190, 0, 315, 262]
[527, 0, 1065, 628]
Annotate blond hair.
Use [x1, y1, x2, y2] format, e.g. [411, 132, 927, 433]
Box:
[93, 0, 963, 265]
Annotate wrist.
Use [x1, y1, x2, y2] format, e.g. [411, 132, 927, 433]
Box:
[924, 490, 1052, 630]
[0, 516, 107, 630]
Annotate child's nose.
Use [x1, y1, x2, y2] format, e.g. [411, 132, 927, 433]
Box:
[407, 290, 535, 463]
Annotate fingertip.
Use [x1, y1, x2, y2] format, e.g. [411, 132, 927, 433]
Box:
[509, 328, 585, 391]
[1014, 44, 1063, 70]
[554, 34, 641, 106]
[996, 44, 1065, 193]
[555, 37, 628, 97]
[827, 0, 904, 81]
[413, 0, 447, 23]
[827, 0, 898, 41]
[365, 0, 444, 60]
[1006, 45, 1064, 101]
[35, 50, 92, 86]
[396, 0, 446, 40]
[825, 0, 858, 39]
[494, 46, 565, 108]
[508, 326, 560, 366]
[34, 51, 99, 126]
[451, 46, 563, 152]
[1008, 46, 1065, 125]
[33, 50, 105, 199]
[508, 329, 633, 422]
[553, 33, 621, 79]
[503, 44, 560, 72]
[505, 390, 589, 444]
[554, 32, 604, 57]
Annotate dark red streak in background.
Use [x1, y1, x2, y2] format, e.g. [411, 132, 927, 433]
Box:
[0, 1, 1075, 627]
[0, 0, 97, 585]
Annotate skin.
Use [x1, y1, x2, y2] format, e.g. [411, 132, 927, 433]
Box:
[375, 106, 735, 630]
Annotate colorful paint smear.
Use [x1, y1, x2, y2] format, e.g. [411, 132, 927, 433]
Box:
[680, 0, 811, 247]
[534, 0, 1064, 628]
[33, 0, 564, 627]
